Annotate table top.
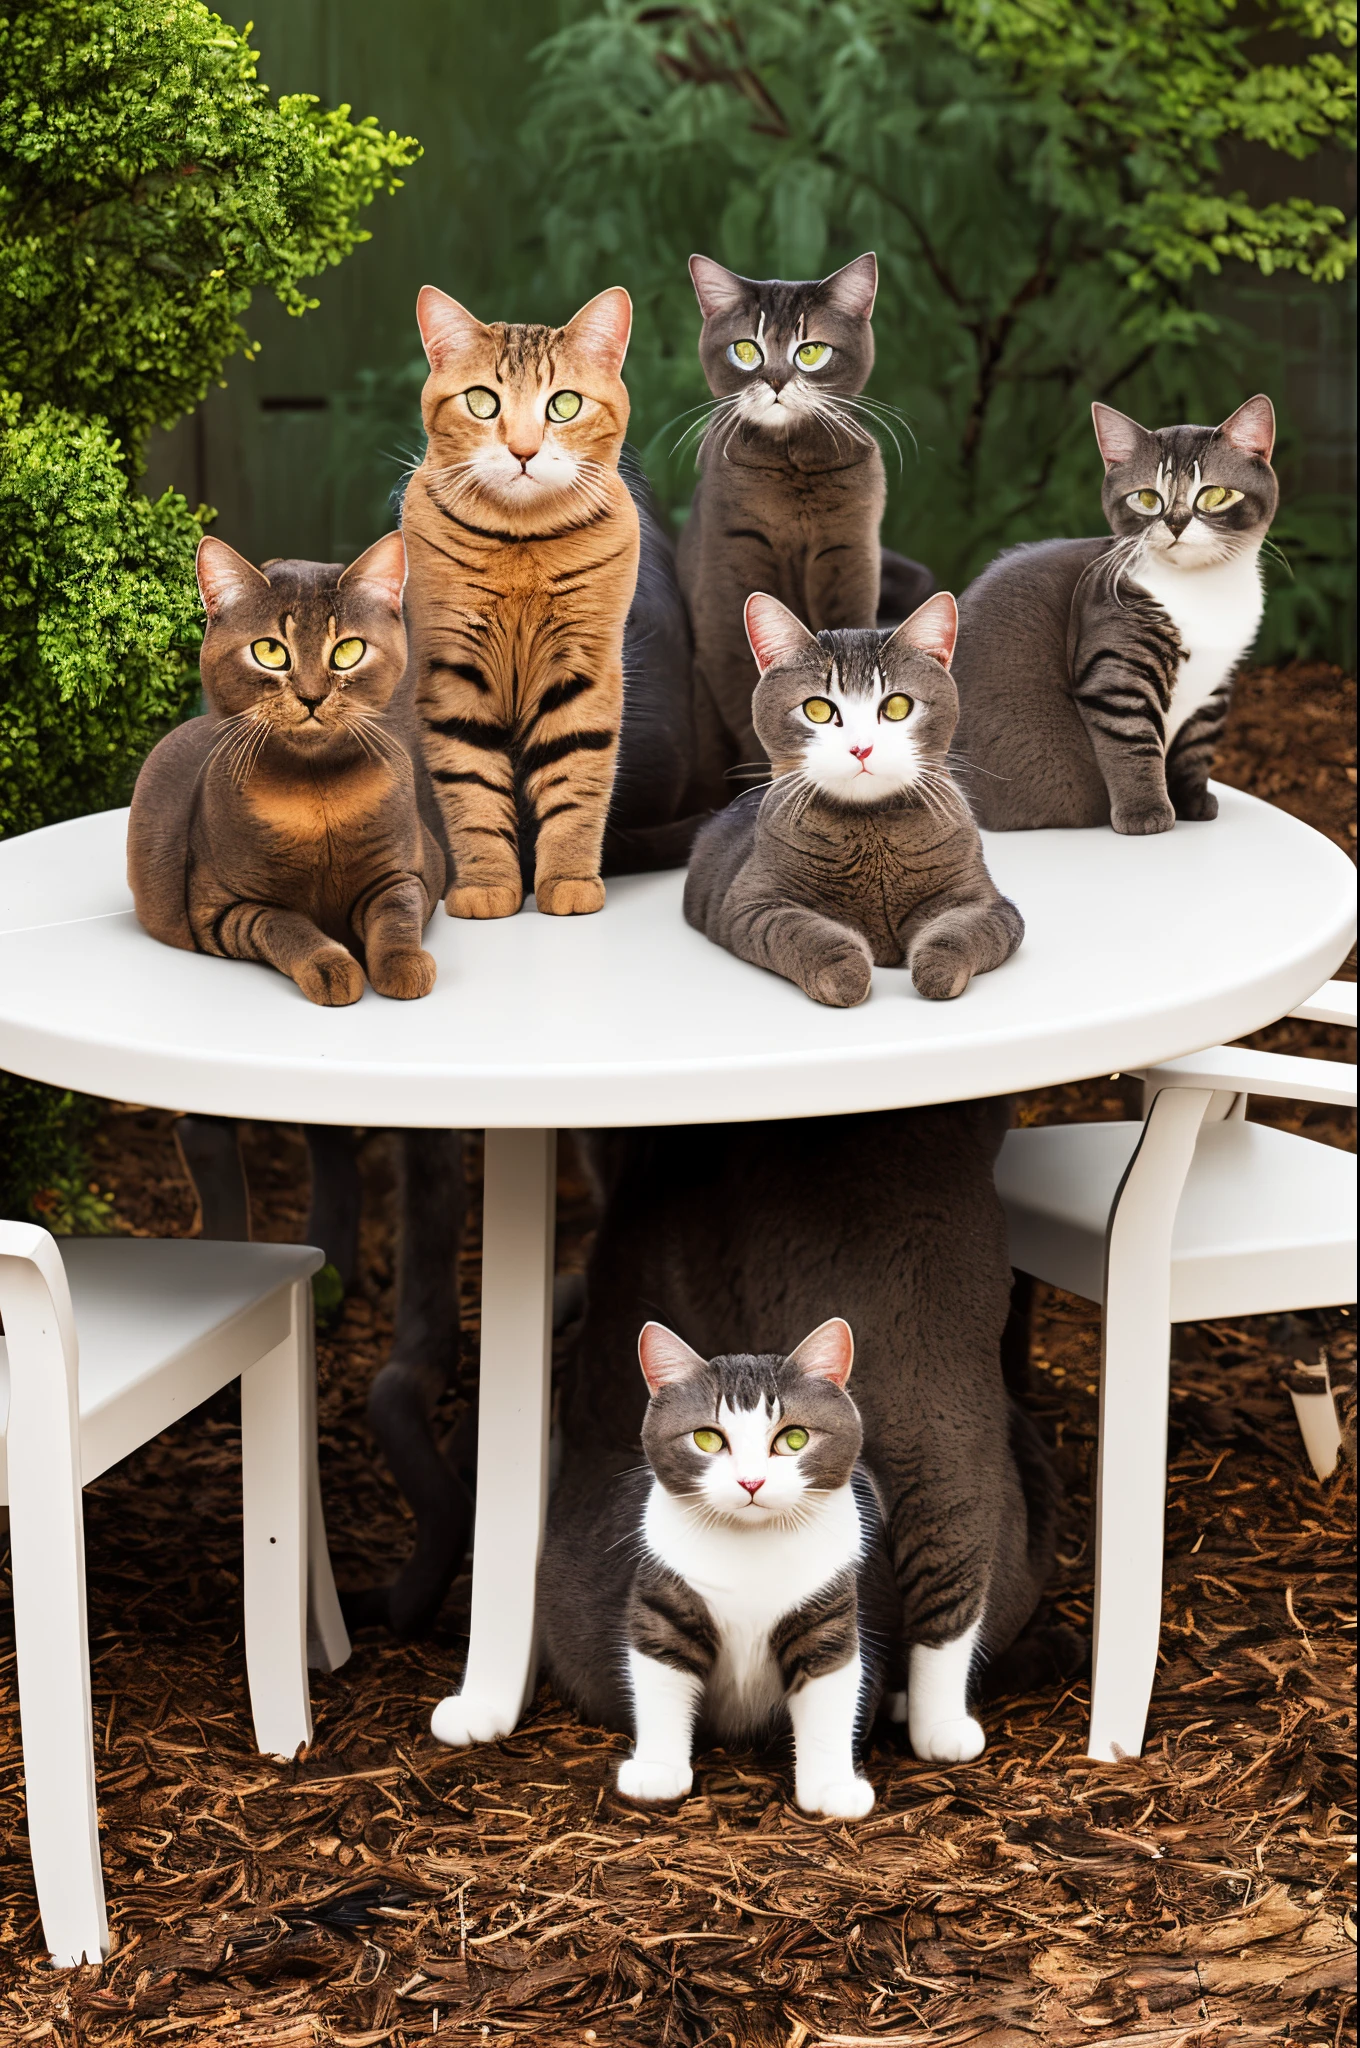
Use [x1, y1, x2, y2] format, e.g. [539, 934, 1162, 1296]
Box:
[0, 792, 1352, 1129]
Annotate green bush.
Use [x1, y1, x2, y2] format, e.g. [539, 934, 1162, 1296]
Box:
[527, 0, 1355, 649]
[0, 0, 419, 1220]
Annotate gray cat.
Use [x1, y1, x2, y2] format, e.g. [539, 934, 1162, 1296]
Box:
[677, 254, 933, 804]
[950, 396, 1278, 833]
[539, 1318, 901, 1817]
[684, 591, 1024, 1006]
[544, 1104, 1063, 1770]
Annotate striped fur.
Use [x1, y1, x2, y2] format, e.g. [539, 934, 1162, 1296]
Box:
[403, 289, 640, 917]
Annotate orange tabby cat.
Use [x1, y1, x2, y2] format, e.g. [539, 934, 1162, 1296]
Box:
[402, 286, 640, 917]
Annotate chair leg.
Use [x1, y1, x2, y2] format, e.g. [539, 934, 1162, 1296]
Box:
[240, 1282, 312, 1757]
[1088, 1086, 1211, 1762]
[431, 1127, 556, 1747]
[300, 1283, 352, 1674]
[9, 1471, 107, 1963]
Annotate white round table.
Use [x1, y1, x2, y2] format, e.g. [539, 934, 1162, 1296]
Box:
[0, 791, 1353, 1745]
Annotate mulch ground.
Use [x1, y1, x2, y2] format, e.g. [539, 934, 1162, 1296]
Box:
[1, 663, 1354, 2048]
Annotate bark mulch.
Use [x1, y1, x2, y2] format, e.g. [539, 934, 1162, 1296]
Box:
[0, 663, 1354, 2047]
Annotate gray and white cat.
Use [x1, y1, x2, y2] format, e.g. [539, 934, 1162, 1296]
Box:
[684, 591, 1023, 1005]
[950, 395, 1278, 833]
[538, 1317, 901, 1818]
[677, 254, 934, 807]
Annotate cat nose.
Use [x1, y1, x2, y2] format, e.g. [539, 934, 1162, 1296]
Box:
[1165, 509, 1192, 536]
[850, 743, 873, 761]
[507, 441, 539, 467]
[761, 368, 791, 394]
[738, 1476, 764, 1496]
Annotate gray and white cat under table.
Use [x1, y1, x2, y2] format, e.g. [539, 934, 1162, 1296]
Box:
[0, 789, 1353, 1750]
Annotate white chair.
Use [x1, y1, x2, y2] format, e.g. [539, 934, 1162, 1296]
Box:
[0, 1227, 352, 1966]
[996, 979, 1357, 1765]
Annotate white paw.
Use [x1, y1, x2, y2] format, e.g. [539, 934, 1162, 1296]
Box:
[798, 1774, 876, 1821]
[911, 1714, 986, 1763]
[617, 1757, 693, 1803]
[886, 1690, 908, 1725]
[430, 1692, 514, 1748]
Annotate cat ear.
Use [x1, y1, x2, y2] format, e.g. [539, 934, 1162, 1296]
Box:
[196, 536, 268, 619]
[416, 285, 487, 370]
[884, 591, 958, 669]
[788, 1318, 855, 1388]
[744, 592, 817, 673]
[688, 254, 748, 319]
[1217, 393, 1275, 463]
[638, 1322, 708, 1393]
[338, 531, 406, 614]
[820, 252, 878, 320]
[1090, 402, 1148, 471]
[564, 287, 633, 376]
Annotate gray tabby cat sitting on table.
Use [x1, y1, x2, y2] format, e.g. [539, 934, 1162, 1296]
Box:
[951, 395, 1278, 833]
[539, 1317, 900, 1818]
[684, 592, 1023, 1006]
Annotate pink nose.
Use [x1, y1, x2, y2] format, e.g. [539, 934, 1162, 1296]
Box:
[850, 744, 873, 761]
[738, 1477, 764, 1496]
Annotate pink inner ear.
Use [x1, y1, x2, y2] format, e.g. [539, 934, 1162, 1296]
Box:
[566, 287, 633, 374]
[745, 592, 815, 672]
[788, 1318, 854, 1387]
[196, 536, 266, 618]
[821, 252, 878, 320]
[1091, 402, 1145, 471]
[339, 531, 406, 612]
[416, 285, 484, 369]
[1218, 394, 1275, 463]
[889, 591, 958, 669]
[689, 254, 746, 318]
[638, 1322, 706, 1393]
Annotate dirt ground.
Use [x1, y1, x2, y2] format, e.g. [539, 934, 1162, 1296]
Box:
[0, 664, 1354, 2048]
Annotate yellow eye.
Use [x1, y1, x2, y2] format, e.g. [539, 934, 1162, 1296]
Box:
[775, 1426, 809, 1454]
[547, 390, 582, 422]
[1195, 484, 1242, 513]
[251, 638, 288, 671]
[880, 693, 912, 722]
[795, 342, 830, 370]
[802, 697, 835, 724]
[729, 339, 763, 369]
[1129, 489, 1163, 514]
[693, 1429, 725, 1454]
[331, 638, 366, 672]
[464, 386, 500, 419]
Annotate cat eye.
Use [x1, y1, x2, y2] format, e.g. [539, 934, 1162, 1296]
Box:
[331, 638, 366, 672]
[692, 1428, 726, 1454]
[773, 1426, 809, 1454]
[728, 339, 764, 370]
[464, 387, 500, 419]
[802, 697, 837, 725]
[879, 693, 913, 722]
[250, 638, 289, 671]
[546, 390, 582, 422]
[1127, 489, 1163, 514]
[794, 342, 831, 371]
[1195, 484, 1243, 514]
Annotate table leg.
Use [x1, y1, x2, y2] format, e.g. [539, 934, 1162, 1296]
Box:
[431, 1128, 556, 1746]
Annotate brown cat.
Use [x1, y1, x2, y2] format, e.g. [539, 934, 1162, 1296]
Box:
[402, 286, 641, 919]
[684, 593, 1023, 1006]
[128, 534, 444, 1006]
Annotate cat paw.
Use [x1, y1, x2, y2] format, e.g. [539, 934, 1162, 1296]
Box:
[616, 1757, 693, 1803]
[1172, 787, 1218, 822]
[910, 948, 972, 1001]
[911, 1714, 986, 1763]
[369, 947, 437, 1000]
[807, 942, 873, 1008]
[429, 1692, 515, 1748]
[797, 1774, 876, 1821]
[295, 949, 365, 1007]
[446, 883, 523, 919]
[1110, 798, 1175, 836]
[536, 876, 606, 916]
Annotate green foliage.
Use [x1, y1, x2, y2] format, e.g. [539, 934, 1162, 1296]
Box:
[528, 0, 1355, 641]
[0, 0, 421, 457]
[0, 0, 420, 1220]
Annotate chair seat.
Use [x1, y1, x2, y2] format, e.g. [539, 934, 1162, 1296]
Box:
[0, 1238, 322, 1499]
[997, 1119, 1357, 1322]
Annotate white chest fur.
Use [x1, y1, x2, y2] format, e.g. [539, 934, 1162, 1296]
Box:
[642, 1482, 864, 1739]
[1130, 542, 1263, 748]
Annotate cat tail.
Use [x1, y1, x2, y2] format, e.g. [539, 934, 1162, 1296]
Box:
[127, 717, 217, 951]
